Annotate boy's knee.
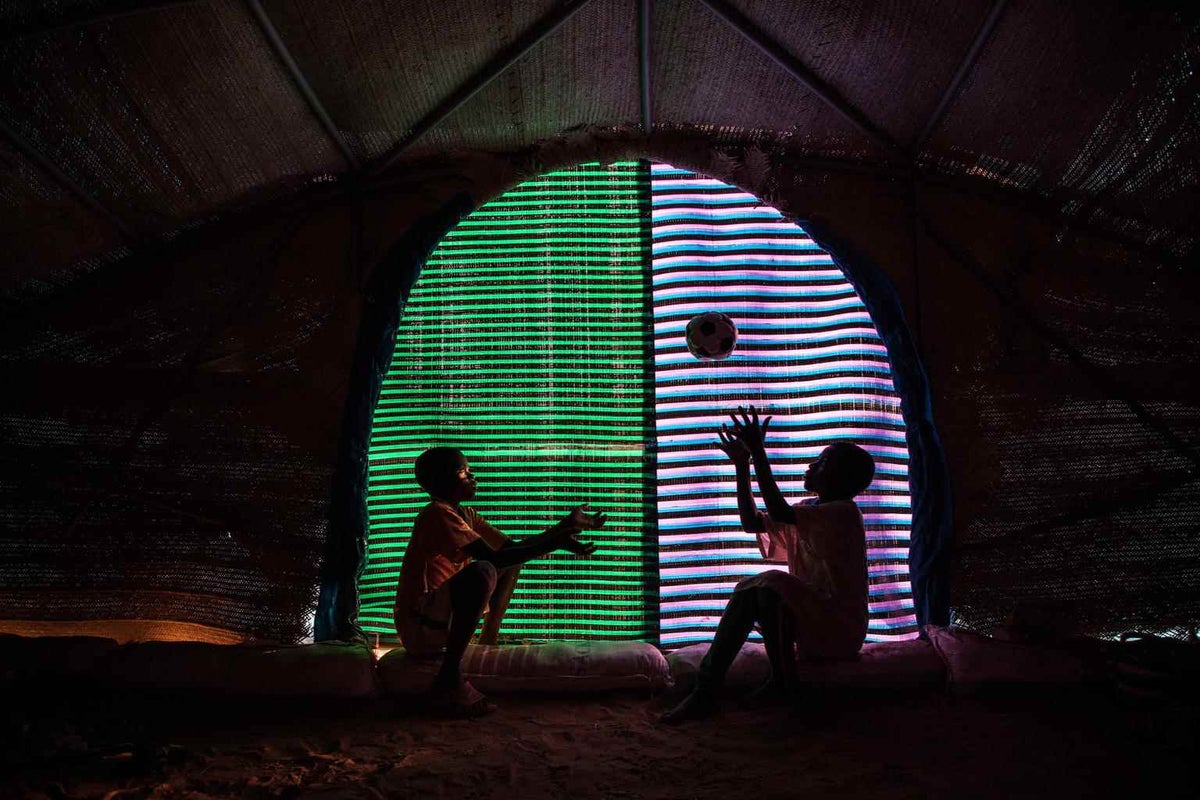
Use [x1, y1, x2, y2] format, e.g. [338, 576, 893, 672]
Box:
[467, 560, 498, 591]
[754, 584, 783, 602]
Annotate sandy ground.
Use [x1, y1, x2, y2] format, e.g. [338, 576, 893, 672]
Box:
[4, 688, 1197, 800]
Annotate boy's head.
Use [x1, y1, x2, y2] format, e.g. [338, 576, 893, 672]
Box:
[804, 443, 875, 501]
[414, 447, 476, 502]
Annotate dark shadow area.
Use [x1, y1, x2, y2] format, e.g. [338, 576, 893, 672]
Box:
[4, 683, 1198, 799]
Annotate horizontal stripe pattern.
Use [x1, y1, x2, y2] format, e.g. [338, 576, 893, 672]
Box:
[362, 162, 658, 644]
[361, 160, 917, 651]
[650, 163, 917, 649]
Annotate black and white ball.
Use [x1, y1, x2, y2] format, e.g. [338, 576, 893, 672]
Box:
[686, 312, 738, 361]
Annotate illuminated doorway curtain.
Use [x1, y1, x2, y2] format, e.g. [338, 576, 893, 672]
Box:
[358, 161, 918, 648]
[359, 162, 659, 643]
[650, 163, 916, 648]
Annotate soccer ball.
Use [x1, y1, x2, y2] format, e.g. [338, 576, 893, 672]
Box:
[686, 312, 738, 361]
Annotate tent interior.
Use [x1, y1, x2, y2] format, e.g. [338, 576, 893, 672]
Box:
[2, 0, 1199, 795]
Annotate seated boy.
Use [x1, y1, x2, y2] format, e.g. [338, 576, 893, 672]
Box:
[394, 446, 604, 716]
[661, 405, 875, 723]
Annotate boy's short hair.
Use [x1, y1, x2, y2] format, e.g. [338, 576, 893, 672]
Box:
[414, 447, 465, 495]
[826, 442, 875, 499]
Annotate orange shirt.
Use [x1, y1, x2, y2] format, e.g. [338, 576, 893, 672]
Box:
[394, 499, 509, 617]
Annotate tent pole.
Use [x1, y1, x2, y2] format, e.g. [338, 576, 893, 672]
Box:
[0, 117, 136, 243]
[244, 0, 360, 170]
[365, 0, 596, 178]
[694, 0, 906, 163]
[911, 0, 1008, 154]
[639, 0, 654, 133]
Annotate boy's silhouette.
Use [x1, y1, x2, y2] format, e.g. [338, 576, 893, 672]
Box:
[662, 406, 875, 723]
[394, 446, 603, 716]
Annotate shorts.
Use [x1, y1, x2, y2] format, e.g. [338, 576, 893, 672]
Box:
[396, 571, 493, 657]
[397, 579, 455, 657]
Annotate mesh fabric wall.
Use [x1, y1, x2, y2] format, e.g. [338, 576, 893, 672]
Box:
[359, 162, 659, 643]
[651, 163, 917, 648]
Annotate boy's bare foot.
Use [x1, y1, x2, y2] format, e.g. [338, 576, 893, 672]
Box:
[659, 689, 718, 724]
[428, 679, 496, 718]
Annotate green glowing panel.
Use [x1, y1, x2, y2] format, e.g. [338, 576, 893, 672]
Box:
[360, 162, 657, 642]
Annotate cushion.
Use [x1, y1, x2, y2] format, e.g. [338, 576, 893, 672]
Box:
[103, 641, 378, 697]
[924, 625, 1091, 694]
[667, 643, 771, 690]
[668, 638, 946, 691]
[0, 634, 120, 687]
[1110, 635, 1200, 705]
[378, 640, 672, 694]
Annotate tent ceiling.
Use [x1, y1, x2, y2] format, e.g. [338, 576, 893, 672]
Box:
[1, 0, 1196, 294]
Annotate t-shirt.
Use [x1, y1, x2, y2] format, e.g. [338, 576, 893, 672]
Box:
[754, 498, 868, 629]
[394, 499, 509, 617]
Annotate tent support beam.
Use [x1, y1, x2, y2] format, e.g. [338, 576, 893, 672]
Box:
[0, 117, 136, 243]
[922, 218, 1200, 475]
[639, 0, 654, 132]
[244, 0, 360, 170]
[694, 0, 906, 163]
[365, 0, 596, 178]
[911, 0, 1008, 154]
[9, 144, 1181, 326]
[0, 0, 203, 43]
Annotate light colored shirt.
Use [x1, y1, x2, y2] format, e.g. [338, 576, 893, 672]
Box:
[755, 498, 869, 626]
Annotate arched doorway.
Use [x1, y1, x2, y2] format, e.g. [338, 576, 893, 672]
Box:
[358, 160, 917, 648]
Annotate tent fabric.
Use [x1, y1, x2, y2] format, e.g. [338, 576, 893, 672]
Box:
[0, 1, 1197, 644]
[1, 1, 1195, 289]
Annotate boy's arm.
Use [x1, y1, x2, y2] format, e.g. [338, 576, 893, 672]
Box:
[750, 448, 797, 527]
[717, 425, 764, 533]
[731, 406, 798, 528]
[511, 510, 600, 554]
[465, 505, 604, 569]
[733, 460, 765, 533]
[463, 529, 570, 569]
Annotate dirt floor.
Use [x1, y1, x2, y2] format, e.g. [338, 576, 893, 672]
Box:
[3, 687, 1197, 800]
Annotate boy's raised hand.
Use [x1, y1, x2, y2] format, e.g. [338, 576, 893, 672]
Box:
[729, 404, 772, 453]
[715, 425, 752, 467]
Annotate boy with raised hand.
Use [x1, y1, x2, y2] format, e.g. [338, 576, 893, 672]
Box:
[394, 446, 604, 716]
[661, 406, 875, 723]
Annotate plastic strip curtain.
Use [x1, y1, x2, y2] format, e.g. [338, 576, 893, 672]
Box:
[651, 163, 918, 648]
[359, 162, 658, 643]
[358, 160, 918, 647]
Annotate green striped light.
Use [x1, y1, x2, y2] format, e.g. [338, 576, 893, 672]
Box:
[360, 162, 657, 644]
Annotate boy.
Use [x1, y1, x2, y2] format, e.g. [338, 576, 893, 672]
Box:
[661, 406, 875, 723]
[394, 446, 604, 716]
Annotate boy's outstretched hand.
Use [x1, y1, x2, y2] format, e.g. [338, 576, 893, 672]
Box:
[560, 503, 605, 555]
[729, 404, 772, 454]
[715, 425, 752, 467]
[566, 503, 607, 530]
[563, 536, 598, 555]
